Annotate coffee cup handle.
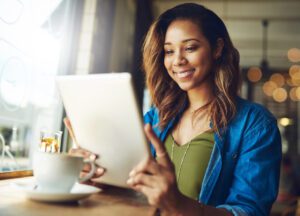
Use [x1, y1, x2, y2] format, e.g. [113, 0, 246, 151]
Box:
[79, 159, 96, 182]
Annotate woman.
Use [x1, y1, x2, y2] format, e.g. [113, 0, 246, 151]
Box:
[72, 3, 281, 216]
[125, 3, 281, 216]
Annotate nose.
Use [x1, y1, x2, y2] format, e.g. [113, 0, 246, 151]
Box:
[173, 51, 187, 66]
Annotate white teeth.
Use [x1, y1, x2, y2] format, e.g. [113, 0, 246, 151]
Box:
[174, 69, 195, 78]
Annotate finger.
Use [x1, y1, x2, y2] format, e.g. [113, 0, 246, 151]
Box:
[93, 167, 106, 178]
[82, 162, 103, 172]
[127, 172, 156, 188]
[129, 157, 158, 176]
[82, 163, 92, 172]
[68, 147, 88, 157]
[81, 167, 105, 179]
[144, 124, 166, 154]
[132, 184, 150, 195]
[144, 124, 172, 168]
[80, 171, 92, 179]
[68, 148, 98, 161]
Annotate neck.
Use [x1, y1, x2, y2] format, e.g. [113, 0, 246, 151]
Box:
[187, 81, 213, 112]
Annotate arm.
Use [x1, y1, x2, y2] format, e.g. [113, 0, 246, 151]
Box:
[217, 119, 281, 215]
[127, 124, 232, 216]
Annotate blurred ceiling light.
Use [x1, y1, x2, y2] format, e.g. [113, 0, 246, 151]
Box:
[287, 65, 300, 86]
[279, 117, 294, 127]
[289, 87, 299, 101]
[296, 87, 300, 99]
[289, 65, 300, 79]
[262, 81, 277, 96]
[291, 77, 300, 86]
[247, 67, 262, 82]
[270, 73, 285, 87]
[272, 88, 287, 102]
[287, 48, 300, 63]
[286, 77, 294, 87]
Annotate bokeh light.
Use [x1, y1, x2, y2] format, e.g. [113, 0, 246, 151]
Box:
[279, 117, 294, 127]
[296, 87, 300, 99]
[263, 81, 277, 96]
[247, 67, 262, 82]
[287, 48, 300, 63]
[289, 65, 300, 79]
[291, 77, 300, 86]
[270, 73, 285, 87]
[289, 87, 298, 101]
[272, 88, 288, 102]
[286, 77, 294, 87]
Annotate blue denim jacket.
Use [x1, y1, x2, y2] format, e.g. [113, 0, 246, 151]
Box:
[143, 97, 281, 216]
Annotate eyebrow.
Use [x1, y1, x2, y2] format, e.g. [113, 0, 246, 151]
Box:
[164, 38, 200, 45]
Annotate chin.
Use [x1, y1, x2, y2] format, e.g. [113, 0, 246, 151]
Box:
[177, 82, 196, 91]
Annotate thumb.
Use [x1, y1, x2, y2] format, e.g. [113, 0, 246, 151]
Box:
[144, 124, 172, 168]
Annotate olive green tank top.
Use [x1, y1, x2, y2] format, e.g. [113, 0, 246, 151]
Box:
[165, 131, 214, 200]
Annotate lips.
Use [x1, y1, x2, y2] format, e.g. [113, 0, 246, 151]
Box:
[173, 69, 195, 78]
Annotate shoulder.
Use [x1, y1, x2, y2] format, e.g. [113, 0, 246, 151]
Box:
[232, 97, 277, 132]
[225, 97, 280, 147]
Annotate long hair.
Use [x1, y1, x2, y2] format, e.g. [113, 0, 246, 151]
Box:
[143, 3, 241, 134]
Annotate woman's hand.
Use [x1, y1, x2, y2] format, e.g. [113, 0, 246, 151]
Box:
[64, 117, 105, 183]
[69, 147, 106, 185]
[127, 124, 185, 214]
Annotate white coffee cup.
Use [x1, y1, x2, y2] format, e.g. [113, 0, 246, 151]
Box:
[33, 151, 96, 193]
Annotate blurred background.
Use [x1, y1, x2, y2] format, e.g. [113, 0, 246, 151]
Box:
[0, 0, 299, 214]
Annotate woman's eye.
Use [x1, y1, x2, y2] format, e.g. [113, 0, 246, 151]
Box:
[185, 46, 197, 52]
[164, 50, 174, 55]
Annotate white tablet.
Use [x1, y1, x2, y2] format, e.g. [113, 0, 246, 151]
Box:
[56, 73, 150, 188]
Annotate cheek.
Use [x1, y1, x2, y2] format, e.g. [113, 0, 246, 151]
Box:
[192, 54, 213, 69]
[164, 57, 170, 69]
[189, 49, 213, 66]
[164, 58, 173, 75]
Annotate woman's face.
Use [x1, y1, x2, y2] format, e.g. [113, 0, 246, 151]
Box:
[164, 19, 214, 92]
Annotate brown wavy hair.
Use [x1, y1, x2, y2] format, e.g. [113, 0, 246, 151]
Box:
[143, 3, 241, 134]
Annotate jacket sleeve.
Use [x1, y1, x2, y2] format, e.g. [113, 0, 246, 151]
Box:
[217, 119, 282, 216]
[143, 107, 158, 157]
[144, 108, 154, 125]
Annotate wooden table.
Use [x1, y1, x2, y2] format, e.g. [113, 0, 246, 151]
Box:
[0, 177, 157, 216]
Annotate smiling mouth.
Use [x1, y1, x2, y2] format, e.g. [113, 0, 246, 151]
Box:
[173, 69, 195, 78]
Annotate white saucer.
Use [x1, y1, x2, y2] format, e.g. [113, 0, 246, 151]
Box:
[11, 180, 101, 202]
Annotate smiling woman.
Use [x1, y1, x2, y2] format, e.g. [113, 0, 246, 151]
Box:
[126, 3, 282, 216]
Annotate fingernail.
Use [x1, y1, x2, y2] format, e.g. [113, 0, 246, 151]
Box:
[129, 170, 136, 177]
[89, 154, 96, 161]
[127, 178, 133, 185]
[96, 168, 104, 175]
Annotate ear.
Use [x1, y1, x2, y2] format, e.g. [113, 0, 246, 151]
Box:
[214, 38, 224, 60]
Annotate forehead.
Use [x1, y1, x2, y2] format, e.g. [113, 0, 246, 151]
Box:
[164, 19, 205, 43]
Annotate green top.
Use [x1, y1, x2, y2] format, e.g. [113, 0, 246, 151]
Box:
[165, 131, 214, 200]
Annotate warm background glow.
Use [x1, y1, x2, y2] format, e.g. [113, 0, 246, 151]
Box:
[272, 88, 288, 102]
[287, 48, 300, 63]
[247, 67, 262, 82]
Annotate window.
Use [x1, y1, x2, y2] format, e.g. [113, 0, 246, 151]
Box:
[0, 0, 80, 172]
